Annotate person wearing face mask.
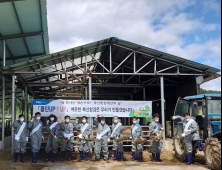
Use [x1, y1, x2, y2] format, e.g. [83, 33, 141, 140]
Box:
[28, 112, 43, 163]
[93, 116, 111, 161]
[172, 112, 203, 165]
[130, 117, 143, 162]
[12, 114, 29, 163]
[45, 114, 60, 162]
[60, 115, 74, 161]
[111, 116, 123, 161]
[149, 113, 164, 162]
[74, 116, 92, 161]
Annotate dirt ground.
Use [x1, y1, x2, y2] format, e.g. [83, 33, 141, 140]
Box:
[0, 139, 209, 170]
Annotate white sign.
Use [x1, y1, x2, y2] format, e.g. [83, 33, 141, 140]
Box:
[32, 100, 152, 117]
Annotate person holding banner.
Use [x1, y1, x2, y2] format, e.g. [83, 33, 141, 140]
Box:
[28, 112, 44, 163]
[130, 117, 143, 162]
[61, 115, 74, 161]
[93, 116, 111, 161]
[172, 112, 203, 165]
[12, 114, 29, 163]
[111, 116, 124, 161]
[149, 113, 164, 162]
[74, 116, 92, 161]
[45, 114, 60, 163]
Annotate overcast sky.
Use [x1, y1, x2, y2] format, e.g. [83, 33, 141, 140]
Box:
[46, 0, 221, 91]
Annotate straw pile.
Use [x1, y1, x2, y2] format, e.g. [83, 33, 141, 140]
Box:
[150, 132, 163, 140]
[133, 138, 147, 145]
[87, 138, 98, 142]
[114, 136, 129, 143]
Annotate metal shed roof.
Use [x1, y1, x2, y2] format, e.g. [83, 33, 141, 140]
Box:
[0, 37, 220, 100]
[0, 0, 49, 66]
[1, 37, 220, 74]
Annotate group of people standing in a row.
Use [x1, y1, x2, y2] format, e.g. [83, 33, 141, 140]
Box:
[13, 112, 203, 165]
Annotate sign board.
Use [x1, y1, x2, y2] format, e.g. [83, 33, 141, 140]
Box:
[32, 100, 152, 117]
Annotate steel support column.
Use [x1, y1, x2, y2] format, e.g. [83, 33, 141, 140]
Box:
[11, 75, 16, 154]
[143, 87, 146, 101]
[110, 45, 112, 72]
[24, 86, 28, 122]
[160, 77, 166, 148]
[88, 77, 93, 153]
[1, 39, 6, 148]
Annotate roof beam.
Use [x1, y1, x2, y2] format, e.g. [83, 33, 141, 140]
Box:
[0, 53, 46, 61]
[0, 0, 24, 2]
[0, 31, 44, 40]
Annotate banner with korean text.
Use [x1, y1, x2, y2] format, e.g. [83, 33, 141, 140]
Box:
[32, 100, 152, 117]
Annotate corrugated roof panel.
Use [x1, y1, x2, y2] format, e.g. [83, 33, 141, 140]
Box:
[6, 38, 28, 56]
[25, 35, 44, 54]
[40, 0, 49, 54]
[0, 3, 21, 35]
[14, 0, 41, 32]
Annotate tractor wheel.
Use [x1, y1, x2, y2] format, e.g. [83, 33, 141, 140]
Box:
[173, 138, 196, 162]
[173, 138, 187, 161]
[204, 138, 221, 170]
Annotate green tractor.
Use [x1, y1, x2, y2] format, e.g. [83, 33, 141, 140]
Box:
[173, 94, 221, 170]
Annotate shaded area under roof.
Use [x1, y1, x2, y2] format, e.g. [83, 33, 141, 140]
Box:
[0, 0, 49, 66]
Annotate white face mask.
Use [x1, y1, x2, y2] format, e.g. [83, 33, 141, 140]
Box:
[66, 119, 70, 123]
[50, 118, 54, 121]
[82, 120, 86, 123]
[133, 121, 137, 124]
[36, 117, 41, 120]
[185, 118, 190, 122]
[114, 120, 118, 123]
[101, 121, 105, 124]
[155, 119, 159, 122]
[20, 118, 24, 122]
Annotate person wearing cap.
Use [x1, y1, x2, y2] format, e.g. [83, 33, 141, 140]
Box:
[28, 112, 44, 163]
[130, 117, 143, 162]
[12, 114, 29, 163]
[172, 112, 203, 165]
[74, 116, 92, 161]
[149, 113, 164, 162]
[111, 116, 124, 161]
[60, 115, 74, 161]
[45, 114, 60, 163]
[93, 116, 111, 161]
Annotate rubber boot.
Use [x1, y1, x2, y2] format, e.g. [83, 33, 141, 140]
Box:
[78, 151, 83, 161]
[186, 154, 192, 165]
[61, 151, 65, 161]
[120, 152, 123, 161]
[68, 151, 72, 161]
[36, 152, 39, 162]
[112, 151, 117, 161]
[152, 153, 156, 162]
[45, 153, 50, 162]
[85, 153, 88, 161]
[156, 152, 163, 162]
[20, 153, 25, 163]
[131, 152, 136, 161]
[14, 153, 18, 163]
[32, 152, 37, 163]
[139, 152, 143, 162]
[52, 153, 56, 162]
[197, 140, 204, 151]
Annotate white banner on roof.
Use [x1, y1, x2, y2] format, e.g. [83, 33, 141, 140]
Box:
[32, 100, 152, 117]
